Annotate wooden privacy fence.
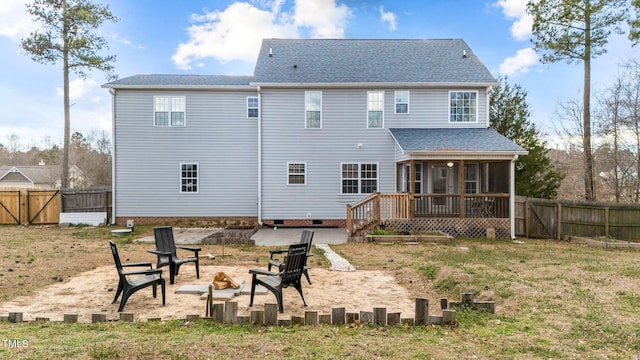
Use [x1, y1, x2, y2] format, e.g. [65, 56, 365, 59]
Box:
[0, 188, 111, 225]
[0, 189, 59, 225]
[515, 196, 640, 241]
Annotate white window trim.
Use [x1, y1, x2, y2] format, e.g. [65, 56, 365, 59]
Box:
[154, 96, 186, 127]
[305, 91, 322, 129]
[367, 91, 385, 128]
[394, 90, 410, 114]
[340, 162, 379, 195]
[179, 162, 199, 194]
[448, 90, 478, 123]
[247, 96, 259, 119]
[287, 162, 307, 185]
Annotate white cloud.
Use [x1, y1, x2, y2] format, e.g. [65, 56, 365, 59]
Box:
[172, 0, 351, 70]
[172, 2, 297, 70]
[499, 47, 539, 76]
[379, 6, 397, 32]
[110, 33, 145, 50]
[493, 0, 531, 41]
[0, 0, 37, 39]
[55, 78, 98, 100]
[293, 0, 350, 38]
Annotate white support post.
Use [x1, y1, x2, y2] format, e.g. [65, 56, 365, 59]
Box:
[510, 156, 518, 240]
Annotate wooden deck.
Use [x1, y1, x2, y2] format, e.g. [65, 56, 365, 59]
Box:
[346, 193, 510, 237]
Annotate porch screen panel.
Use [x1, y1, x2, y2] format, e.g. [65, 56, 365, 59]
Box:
[488, 162, 509, 193]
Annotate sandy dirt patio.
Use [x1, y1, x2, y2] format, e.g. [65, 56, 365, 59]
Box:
[0, 264, 418, 323]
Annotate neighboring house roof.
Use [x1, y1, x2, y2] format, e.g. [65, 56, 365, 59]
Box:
[0, 165, 60, 186]
[389, 128, 528, 155]
[103, 74, 254, 89]
[252, 39, 497, 85]
[0, 165, 87, 188]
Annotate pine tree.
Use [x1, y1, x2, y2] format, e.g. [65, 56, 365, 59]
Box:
[20, 0, 118, 189]
[527, 0, 628, 201]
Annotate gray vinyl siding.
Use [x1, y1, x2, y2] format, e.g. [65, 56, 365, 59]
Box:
[113, 89, 258, 217]
[260, 87, 488, 220]
[260, 88, 392, 220]
[385, 88, 489, 128]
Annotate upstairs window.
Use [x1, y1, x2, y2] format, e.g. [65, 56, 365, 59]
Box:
[287, 162, 306, 185]
[449, 91, 477, 122]
[247, 97, 259, 118]
[155, 96, 185, 126]
[367, 91, 384, 128]
[395, 91, 409, 114]
[305, 91, 322, 128]
[180, 163, 198, 193]
[341, 163, 378, 194]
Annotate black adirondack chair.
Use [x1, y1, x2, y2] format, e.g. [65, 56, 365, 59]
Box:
[249, 242, 308, 313]
[268, 229, 314, 284]
[148, 226, 201, 284]
[110, 241, 165, 312]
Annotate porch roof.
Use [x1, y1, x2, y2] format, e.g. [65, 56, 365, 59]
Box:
[389, 128, 528, 158]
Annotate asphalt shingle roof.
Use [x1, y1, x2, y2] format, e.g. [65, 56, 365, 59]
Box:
[0, 165, 60, 184]
[253, 39, 497, 84]
[104, 39, 496, 87]
[104, 74, 253, 88]
[389, 128, 528, 154]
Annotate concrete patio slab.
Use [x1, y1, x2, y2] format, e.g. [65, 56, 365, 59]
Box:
[134, 228, 222, 245]
[251, 228, 348, 246]
[133, 227, 348, 246]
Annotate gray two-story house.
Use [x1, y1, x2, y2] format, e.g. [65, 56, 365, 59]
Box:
[103, 39, 527, 239]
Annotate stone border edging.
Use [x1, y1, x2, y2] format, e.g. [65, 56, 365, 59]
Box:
[1, 293, 495, 327]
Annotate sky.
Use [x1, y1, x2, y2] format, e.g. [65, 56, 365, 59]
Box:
[1, 0, 639, 151]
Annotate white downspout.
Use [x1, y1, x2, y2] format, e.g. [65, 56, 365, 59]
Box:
[257, 86, 263, 225]
[486, 86, 492, 127]
[510, 154, 518, 239]
[109, 88, 116, 225]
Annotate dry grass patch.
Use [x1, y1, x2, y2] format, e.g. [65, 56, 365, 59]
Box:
[1, 226, 640, 359]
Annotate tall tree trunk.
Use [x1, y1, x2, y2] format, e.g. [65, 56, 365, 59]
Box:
[635, 111, 640, 202]
[583, 1, 595, 201]
[61, 0, 70, 189]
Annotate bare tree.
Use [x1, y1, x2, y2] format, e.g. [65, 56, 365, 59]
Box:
[7, 134, 21, 165]
[619, 59, 640, 201]
[553, 98, 588, 200]
[594, 74, 636, 202]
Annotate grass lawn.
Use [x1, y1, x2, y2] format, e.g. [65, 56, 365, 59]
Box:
[1, 225, 639, 359]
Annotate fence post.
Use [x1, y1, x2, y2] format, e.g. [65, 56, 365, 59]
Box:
[556, 202, 562, 240]
[525, 197, 530, 238]
[605, 207, 610, 239]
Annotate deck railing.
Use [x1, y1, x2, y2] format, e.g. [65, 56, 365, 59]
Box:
[347, 193, 510, 236]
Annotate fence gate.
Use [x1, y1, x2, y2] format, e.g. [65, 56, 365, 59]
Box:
[27, 190, 59, 225]
[527, 201, 557, 239]
[0, 191, 21, 224]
